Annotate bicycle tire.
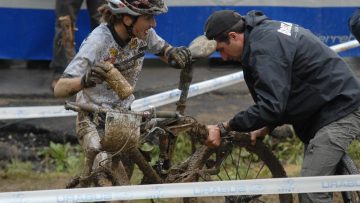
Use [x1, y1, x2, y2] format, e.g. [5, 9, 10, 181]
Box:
[66, 152, 130, 188]
[184, 132, 293, 203]
[338, 154, 360, 203]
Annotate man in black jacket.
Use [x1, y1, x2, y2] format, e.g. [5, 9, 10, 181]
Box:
[349, 8, 360, 42]
[204, 10, 360, 202]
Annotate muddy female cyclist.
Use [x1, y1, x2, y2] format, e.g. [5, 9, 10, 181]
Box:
[53, 0, 191, 185]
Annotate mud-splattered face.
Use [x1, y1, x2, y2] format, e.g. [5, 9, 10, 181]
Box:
[132, 14, 156, 40]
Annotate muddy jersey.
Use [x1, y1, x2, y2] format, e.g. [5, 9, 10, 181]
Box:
[63, 23, 166, 109]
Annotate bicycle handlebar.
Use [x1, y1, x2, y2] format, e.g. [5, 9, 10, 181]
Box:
[64, 101, 180, 119]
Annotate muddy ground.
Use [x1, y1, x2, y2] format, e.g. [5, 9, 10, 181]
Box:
[0, 58, 360, 198]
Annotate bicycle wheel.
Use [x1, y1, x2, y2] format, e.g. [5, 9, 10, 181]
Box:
[184, 131, 293, 203]
[338, 154, 360, 203]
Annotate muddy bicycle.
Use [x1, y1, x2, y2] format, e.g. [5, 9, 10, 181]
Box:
[64, 100, 293, 203]
[64, 97, 360, 203]
[62, 35, 292, 203]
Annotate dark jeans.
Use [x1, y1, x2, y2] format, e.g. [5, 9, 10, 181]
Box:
[299, 106, 360, 202]
[50, 0, 105, 79]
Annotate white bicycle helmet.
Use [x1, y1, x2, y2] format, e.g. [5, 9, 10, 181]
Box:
[107, 0, 168, 16]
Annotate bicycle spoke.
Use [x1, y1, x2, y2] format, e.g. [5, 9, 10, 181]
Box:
[217, 174, 224, 181]
[229, 146, 243, 180]
[235, 147, 242, 180]
[244, 154, 254, 179]
[255, 162, 266, 179]
[222, 162, 232, 180]
[229, 153, 236, 179]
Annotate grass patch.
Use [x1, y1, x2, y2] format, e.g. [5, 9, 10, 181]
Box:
[38, 142, 84, 174]
[2, 159, 33, 178]
[347, 139, 360, 168]
[0, 159, 72, 192]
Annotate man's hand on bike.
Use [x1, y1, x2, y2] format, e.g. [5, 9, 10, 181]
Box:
[166, 46, 192, 69]
[250, 127, 269, 145]
[80, 66, 105, 88]
[205, 124, 221, 148]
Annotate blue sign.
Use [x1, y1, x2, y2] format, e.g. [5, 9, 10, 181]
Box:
[0, 1, 359, 60]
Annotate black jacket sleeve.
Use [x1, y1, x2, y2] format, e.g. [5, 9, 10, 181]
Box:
[229, 31, 293, 132]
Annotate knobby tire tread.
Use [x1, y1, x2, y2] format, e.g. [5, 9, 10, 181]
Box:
[340, 154, 360, 203]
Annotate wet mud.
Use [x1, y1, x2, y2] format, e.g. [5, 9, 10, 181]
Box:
[0, 120, 78, 169]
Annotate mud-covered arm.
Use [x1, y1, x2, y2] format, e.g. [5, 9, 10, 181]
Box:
[53, 58, 95, 98]
[146, 28, 168, 61]
[54, 29, 104, 98]
[54, 75, 82, 98]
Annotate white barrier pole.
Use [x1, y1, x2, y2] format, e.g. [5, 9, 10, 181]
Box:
[331, 39, 360, 53]
[0, 106, 76, 120]
[1, 175, 360, 203]
[0, 72, 243, 120]
[131, 71, 243, 111]
[0, 40, 358, 120]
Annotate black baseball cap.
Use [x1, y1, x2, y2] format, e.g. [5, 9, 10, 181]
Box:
[204, 10, 243, 40]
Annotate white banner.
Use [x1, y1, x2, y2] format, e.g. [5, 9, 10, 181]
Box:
[0, 175, 360, 203]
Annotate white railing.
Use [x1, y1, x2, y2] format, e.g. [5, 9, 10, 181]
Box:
[1, 175, 360, 203]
